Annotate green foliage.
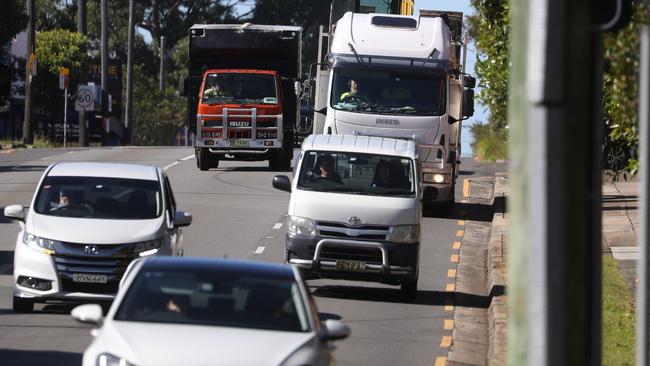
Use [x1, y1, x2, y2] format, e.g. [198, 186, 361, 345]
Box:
[470, 122, 508, 161]
[602, 3, 647, 174]
[467, 0, 510, 130]
[0, 0, 29, 46]
[602, 255, 635, 366]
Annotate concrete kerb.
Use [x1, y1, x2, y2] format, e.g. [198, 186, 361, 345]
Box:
[487, 174, 507, 366]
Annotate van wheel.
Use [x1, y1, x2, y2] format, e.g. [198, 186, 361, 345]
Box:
[13, 296, 34, 313]
[400, 277, 418, 301]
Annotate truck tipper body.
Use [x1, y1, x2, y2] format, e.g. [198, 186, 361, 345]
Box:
[314, 11, 474, 209]
[186, 24, 302, 170]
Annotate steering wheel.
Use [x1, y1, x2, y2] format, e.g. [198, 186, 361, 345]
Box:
[341, 94, 369, 105]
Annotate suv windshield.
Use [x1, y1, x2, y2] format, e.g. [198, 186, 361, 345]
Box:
[201, 73, 278, 105]
[330, 68, 446, 116]
[297, 151, 415, 196]
[115, 268, 309, 332]
[34, 176, 162, 219]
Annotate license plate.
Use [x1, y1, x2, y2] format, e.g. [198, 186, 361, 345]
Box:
[231, 139, 248, 147]
[336, 260, 367, 272]
[229, 121, 250, 127]
[72, 273, 108, 284]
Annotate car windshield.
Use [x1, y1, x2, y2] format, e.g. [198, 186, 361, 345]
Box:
[114, 268, 310, 332]
[330, 68, 446, 116]
[201, 73, 278, 105]
[297, 151, 415, 196]
[34, 176, 162, 219]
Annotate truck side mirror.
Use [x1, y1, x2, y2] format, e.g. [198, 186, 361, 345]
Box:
[178, 75, 187, 97]
[315, 107, 327, 116]
[463, 75, 476, 89]
[463, 88, 475, 118]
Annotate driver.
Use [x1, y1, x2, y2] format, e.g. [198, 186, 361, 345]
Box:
[340, 79, 360, 101]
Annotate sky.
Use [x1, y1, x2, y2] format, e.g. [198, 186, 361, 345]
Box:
[414, 0, 483, 156]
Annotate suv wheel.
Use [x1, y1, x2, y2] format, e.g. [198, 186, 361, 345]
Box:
[13, 296, 34, 313]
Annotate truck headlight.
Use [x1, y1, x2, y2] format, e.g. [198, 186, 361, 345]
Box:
[22, 232, 57, 255]
[423, 173, 450, 184]
[287, 216, 317, 238]
[387, 225, 420, 244]
[133, 240, 161, 257]
[97, 353, 134, 366]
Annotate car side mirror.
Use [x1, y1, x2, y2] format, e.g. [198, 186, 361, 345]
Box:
[320, 319, 350, 341]
[4, 204, 26, 221]
[71, 304, 104, 326]
[272, 175, 292, 193]
[174, 211, 192, 227]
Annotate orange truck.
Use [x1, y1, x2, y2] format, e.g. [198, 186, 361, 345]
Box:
[183, 24, 303, 171]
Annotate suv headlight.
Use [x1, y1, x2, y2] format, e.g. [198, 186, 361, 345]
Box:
[22, 232, 57, 255]
[287, 216, 317, 238]
[387, 225, 420, 244]
[133, 240, 161, 257]
[97, 353, 134, 366]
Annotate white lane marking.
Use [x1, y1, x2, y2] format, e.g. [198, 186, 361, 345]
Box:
[611, 246, 639, 260]
[163, 161, 180, 170]
[273, 223, 283, 230]
[254, 246, 266, 254]
[42, 157, 49, 160]
[181, 154, 195, 161]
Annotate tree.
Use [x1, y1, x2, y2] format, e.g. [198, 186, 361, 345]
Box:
[0, 0, 29, 46]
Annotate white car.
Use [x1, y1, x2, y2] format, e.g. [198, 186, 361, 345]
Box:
[71, 257, 350, 366]
[4, 162, 192, 312]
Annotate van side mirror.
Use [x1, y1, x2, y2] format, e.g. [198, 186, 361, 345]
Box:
[178, 75, 187, 97]
[174, 211, 192, 227]
[272, 175, 292, 193]
[463, 88, 475, 118]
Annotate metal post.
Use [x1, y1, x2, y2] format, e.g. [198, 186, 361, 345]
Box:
[637, 21, 650, 366]
[101, 0, 109, 105]
[77, 0, 87, 146]
[22, 0, 35, 144]
[509, 0, 601, 364]
[63, 87, 67, 147]
[124, 0, 135, 144]
[159, 36, 166, 91]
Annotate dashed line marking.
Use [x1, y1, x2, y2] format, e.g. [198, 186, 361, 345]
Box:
[181, 154, 195, 161]
[444, 319, 454, 330]
[446, 283, 455, 292]
[164, 161, 180, 170]
[434, 357, 447, 366]
[440, 336, 452, 348]
[463, 179, 470, 197]
[455, 230, 464, 237]
[452, 241, 461, 250]
[447, 269, 456, 277]
[450, 254, 459, 263]
[265, 236, 274, 239]
[458, 220, 465, 226]
[42, 157, 49, 160]
[254, 246, 266, 254]
[273, 223, 283, 230]
[461, 199, 468, 203]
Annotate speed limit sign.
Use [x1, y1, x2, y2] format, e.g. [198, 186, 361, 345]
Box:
[75, 85, 95, 111]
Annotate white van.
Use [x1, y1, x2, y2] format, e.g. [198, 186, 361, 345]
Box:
[272, 134, 422, 298]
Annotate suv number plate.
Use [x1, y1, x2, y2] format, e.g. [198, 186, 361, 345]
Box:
[336, 260, 367, 272]
[72, 273, 108, 284]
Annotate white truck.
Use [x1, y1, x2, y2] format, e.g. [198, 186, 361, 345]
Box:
[312, 11, 475, 210]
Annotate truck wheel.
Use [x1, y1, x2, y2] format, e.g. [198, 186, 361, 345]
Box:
[269, 152, 290, 171]
[13, 296, 34, 313]
[400, 277, 418, 301]
[197, 148, 218, 171]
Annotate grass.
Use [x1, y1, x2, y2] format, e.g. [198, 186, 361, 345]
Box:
[469, 123, 508, 162]
[602, 255, 636, 365]
[0, 135, 78, 149]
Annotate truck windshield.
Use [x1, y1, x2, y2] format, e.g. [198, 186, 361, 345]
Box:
[297, 151, 415, 196]
[330, 68, 446, 116]
[201, 73, 278, 105]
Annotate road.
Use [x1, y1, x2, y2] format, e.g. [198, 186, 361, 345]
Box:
[0, 147, 504, 366]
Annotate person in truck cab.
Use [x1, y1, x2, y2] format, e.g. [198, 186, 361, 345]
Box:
[340, 79, 360, 101]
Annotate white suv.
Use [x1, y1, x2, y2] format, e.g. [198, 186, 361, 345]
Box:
[4, 162, 192, 312]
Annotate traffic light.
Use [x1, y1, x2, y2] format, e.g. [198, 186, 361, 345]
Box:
[596, 0, 633, 32]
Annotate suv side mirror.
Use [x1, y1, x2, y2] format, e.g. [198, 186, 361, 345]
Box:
[272, 175, 292, 193]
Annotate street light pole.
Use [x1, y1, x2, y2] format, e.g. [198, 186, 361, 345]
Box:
[125, 0, 135, 145]
[22, 0, 35, 145]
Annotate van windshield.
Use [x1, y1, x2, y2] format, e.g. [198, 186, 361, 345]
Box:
[297, 151, 415, 196]
[34, 176, 163, 219]
[330, 68, 446, 116]
[201, 73, 278, 105]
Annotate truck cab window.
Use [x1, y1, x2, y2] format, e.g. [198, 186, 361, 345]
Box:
[202, 73, 278, 105]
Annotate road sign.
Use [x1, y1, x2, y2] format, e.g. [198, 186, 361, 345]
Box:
[59, 67, 69, 90]
[75, 85, 94, 111]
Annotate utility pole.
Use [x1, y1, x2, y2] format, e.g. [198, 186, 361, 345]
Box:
[77, 0, 87, 146]
[22, 0, 35, 144]
[101, 0, 109, 110]
[159, 36, 166, 91]
[508, 0, 602, 364]
[124, 0, 135, 145]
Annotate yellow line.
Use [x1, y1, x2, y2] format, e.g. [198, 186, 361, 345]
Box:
[444, 319, 454, 330]
[463, 179, 470, 197]
[458, 220, 465, 226]
[453, 241, 462, 249]
[446, 283, 455, 292]
[440, 336, 452, 348]
[434, 356, 447, 366]
[461, 199, 468, 203]
[450, 254, 459, 262]
[447, 269, 457, 277]
[456, 230, 465, 237]
[444, 304, 454, 311]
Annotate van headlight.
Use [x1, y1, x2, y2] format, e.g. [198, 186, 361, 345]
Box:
[97, 353, 134, 366]
[287, 216, 317, 238]
[22, 232, 57, 255]
[387, 225, 420, 244]
[133, 240, 161, 257]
